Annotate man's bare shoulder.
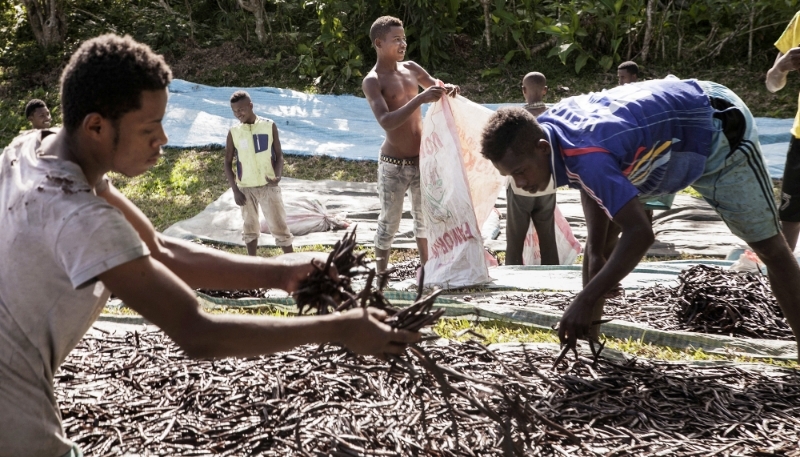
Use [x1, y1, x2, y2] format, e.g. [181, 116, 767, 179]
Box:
[401, 60, 426, 74]
[362, 68, 381, 91]
[363, 67, 380, 83]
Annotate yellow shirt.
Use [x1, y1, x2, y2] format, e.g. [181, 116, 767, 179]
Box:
[230, 117, 276, 188]
[775, 11, 800, 138]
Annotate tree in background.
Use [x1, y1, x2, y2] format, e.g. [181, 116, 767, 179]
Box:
[237, 0, 267, 43]
[20, 0, 66, 47]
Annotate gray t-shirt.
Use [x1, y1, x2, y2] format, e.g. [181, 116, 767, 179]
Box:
[0, 131, 149, 457]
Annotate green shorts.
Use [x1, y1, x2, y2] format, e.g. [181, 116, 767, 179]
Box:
[691, 81, 781, 243]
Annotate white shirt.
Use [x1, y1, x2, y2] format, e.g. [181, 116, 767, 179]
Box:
[508, 175, 556, 197]
[0, 131, 149, 457]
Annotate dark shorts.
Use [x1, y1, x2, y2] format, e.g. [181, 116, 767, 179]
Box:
[780, 136, 800, 222]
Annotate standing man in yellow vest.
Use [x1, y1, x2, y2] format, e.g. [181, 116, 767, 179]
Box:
[225, 91, 294, 256]
[767, 11, 800, 252]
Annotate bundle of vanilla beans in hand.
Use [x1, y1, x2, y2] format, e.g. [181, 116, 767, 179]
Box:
[293, 228, 444, 331]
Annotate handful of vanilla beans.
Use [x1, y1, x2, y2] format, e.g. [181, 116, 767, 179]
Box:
[293, 228, 444, 330]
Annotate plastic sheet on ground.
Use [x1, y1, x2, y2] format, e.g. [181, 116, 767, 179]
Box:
[474, 302, 796, 361]
[390, 260, 735, 292]
[163, 179, 746, 257]
[163, 178, 423, 249]
[163, 80, 793, 177]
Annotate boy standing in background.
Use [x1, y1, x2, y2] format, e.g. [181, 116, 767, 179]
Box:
[505, 72, 558, 265]
[362, 15, 458, 272]
[225, 90, 294, 256]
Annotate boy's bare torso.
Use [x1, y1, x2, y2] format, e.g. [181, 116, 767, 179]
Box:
[368, 62, 424, 159]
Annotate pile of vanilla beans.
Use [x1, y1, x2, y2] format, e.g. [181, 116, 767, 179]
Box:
[58, 329, 800, 456]
[502, 265, 793, 340]
[63, 235, 799, 455]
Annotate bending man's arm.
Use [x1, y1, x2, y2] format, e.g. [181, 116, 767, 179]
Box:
[98, 255, 419, 359]
[558, 196, 654, 346]
[581, 190, 613, 286]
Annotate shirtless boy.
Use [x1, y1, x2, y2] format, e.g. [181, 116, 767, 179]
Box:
[362, 15, 458, 272]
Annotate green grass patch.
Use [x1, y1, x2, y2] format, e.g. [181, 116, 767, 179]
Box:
[283, 154, 377, 182]
[208, 242, 416, 265]
[679, 187, 703, 199]
[101, 306, 797, 368]
[111, 148, 228, 231]
[111, 148, 377, 232]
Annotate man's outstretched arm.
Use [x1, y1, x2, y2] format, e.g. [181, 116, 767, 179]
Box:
[558, 196, 654, 346]
[98, 181, 308, 291]
[98, 255, 419, 359]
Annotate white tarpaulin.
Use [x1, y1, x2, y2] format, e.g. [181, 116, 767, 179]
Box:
[162, 80, 793, 178]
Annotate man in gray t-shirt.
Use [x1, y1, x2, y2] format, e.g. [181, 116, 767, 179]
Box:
[0, 34, 418, 457]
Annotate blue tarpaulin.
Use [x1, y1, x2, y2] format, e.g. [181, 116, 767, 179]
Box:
[164, 79, 794, 177]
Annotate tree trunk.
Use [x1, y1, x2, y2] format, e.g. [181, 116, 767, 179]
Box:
[481, 0, 491, 48]
[184, 0, 195, 41]
[640, 0, 657, 63]
[21, 0, 67, 47]
[238, 0, 267, 43]
[748, 0, 756, 66]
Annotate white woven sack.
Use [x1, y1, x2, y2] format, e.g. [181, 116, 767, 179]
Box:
[420, 92, 504, 287]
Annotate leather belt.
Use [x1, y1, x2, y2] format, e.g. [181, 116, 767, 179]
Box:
[380, 154, 419, 166]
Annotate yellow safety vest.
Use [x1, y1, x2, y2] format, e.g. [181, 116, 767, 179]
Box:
[230, 117, 276, 187]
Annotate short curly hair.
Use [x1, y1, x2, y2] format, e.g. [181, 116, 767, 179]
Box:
[24, 99, 47, 118]
[60, 34, 172, 133]
[230, 91, 250, 104]
[481, 107, 545, 163]
[370, 16, 403, 45]
[617, 61, 639, 75]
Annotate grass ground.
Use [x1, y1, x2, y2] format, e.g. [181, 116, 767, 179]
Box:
[111, 148, 378, 232]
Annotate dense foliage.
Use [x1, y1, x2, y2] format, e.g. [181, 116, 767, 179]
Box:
[1, 0, 799, 143]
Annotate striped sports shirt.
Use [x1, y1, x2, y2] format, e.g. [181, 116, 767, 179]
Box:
[539, 79, 716, 218]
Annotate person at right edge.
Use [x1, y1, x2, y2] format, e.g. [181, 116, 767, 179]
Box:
[767, 10, 800, 252]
